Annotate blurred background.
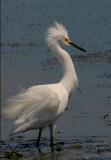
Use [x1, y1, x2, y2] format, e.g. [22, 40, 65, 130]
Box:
[1, 0, 111, 159]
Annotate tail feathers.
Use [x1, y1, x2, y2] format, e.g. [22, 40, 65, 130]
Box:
[11, 123, 30, 135]
[14, 115, 26, 125]
[2, 91, 31, 119]
[3, 103, 26, 119]
[11, 119, 39, 135]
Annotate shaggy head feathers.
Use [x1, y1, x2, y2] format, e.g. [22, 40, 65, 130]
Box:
[46, 22, 69, 46]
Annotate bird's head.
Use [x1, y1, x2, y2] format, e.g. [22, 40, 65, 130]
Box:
[46, 22, 86, 52]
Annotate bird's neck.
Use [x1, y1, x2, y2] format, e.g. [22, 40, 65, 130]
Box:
[50, 42, 78, 94]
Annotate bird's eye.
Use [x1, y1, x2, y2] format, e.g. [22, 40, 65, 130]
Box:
[64, 38, 69, 43]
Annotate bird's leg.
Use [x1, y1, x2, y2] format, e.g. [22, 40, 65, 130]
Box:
[49, 124, 56, 152]
[37, 128, 43, 149]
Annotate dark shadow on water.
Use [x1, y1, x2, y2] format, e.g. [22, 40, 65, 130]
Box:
[41, 50, 111, 70]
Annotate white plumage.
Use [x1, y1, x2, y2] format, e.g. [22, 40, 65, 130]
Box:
[3, 22, 86, 150]
[4, 84, 68, 134]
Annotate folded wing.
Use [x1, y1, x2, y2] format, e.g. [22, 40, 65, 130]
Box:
[3, 85, 60, 134]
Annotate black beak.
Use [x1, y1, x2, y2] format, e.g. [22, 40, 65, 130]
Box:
[69, 41, 86, 52]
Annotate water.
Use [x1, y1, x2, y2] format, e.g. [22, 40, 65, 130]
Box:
[1, 0, 111, 159]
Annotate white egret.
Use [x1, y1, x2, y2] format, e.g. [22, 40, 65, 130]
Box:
[3, 22, 86, 151]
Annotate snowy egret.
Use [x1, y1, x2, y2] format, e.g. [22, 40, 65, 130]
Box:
[3, 22, 86, 151]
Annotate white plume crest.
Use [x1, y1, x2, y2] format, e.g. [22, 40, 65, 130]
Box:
[46, 22, 68, 46]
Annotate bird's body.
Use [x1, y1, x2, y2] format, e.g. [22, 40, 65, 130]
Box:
[8, 83, 68, 134]
[3, 22, 86, 151]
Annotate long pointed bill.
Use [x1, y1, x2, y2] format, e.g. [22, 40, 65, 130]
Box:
[69, 41, 86, 52]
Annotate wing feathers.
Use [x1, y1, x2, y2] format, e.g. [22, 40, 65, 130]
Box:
[3, 85, 60, 134]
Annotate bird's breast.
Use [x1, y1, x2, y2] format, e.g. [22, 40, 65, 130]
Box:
[48, 83, 68, 115]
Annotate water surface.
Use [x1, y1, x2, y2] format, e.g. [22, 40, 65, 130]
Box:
[1, 0, 111, 159]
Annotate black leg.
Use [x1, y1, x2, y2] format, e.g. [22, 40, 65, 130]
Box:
[49, 124, 56, 152]
[37, 128, 43, 149]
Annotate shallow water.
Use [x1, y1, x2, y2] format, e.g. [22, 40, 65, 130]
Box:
[1, 0, 111, 159]
[0, 136, 111, 160]
[1, 52, 111, 159]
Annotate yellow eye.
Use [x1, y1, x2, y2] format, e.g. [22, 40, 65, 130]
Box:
[64, 38, 69, 43]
